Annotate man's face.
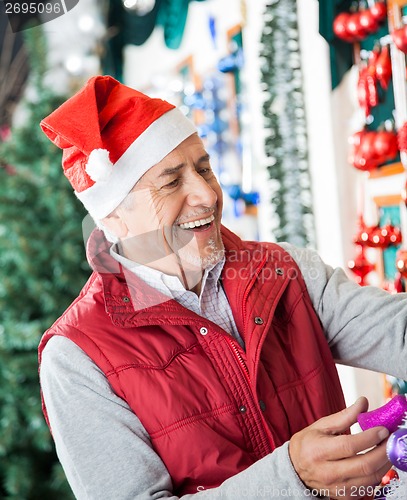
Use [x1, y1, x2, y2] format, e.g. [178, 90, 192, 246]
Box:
[108, 133, 224, 278]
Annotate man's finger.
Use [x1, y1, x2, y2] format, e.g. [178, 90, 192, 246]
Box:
[319, 426, 390, 461]
[315, 397, 369, 435]
[326, 440, 391, 489]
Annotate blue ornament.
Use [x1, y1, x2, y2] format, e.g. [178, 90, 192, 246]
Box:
[387, 427, 407, 472]
[208, 15, 217, 48]
[217, 49, 244, 73]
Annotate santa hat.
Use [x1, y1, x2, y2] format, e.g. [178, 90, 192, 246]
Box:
[40, 75, 196, 219]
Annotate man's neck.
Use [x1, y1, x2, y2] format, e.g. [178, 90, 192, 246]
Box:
[117, 241, 204, 296]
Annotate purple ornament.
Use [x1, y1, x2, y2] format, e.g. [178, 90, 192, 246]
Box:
[386, 428, 407, 472]
[357, 395, 407, 433]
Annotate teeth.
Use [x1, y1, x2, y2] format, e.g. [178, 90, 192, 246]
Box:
[179, 214, 214, 230]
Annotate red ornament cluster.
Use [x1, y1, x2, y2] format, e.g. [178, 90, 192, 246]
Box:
[349, 215, 402, 286]
[349, 128, 399, 171]
[333, 2, 387, 43]
[353, 216, 402, 249]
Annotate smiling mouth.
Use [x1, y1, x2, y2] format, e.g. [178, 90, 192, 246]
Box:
[178, 214, 215, 231]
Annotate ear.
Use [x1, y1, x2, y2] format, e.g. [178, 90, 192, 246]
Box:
[101, 211, 129, 239]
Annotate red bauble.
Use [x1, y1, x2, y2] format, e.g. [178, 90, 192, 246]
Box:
[381, 468, 399, 486]
[333, 13, 353, 42]
[375, 45, 392, 90]
[359, 9, 379, 33]
[349, 12, 370, 40]
[353, 214, 370, 245]
[349, 129, 367, 148]
[395, 249, 407, 278]
[359, 131, 377, 158]
[370, 2, 387, 22]
[368, 225, 388, 248]
[392, 26, 407, 54]
[348, 245, 375, 285]
[384, 223, 402, 245]
[394, 273, 405, 293]
[373, 130, 399, 161]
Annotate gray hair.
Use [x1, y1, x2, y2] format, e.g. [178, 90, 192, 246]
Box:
[92, 185, 138, 243]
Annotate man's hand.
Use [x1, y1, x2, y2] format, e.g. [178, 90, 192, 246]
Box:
[289, 397, 390, 499]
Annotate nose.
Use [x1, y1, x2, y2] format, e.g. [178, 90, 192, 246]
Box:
[186, 171, 217, 208]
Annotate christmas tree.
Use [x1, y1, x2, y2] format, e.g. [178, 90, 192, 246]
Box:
[0, 26, 89, 499]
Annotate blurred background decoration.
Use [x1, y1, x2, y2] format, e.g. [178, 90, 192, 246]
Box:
[103, 0, 208, 80]
[260, 0, 315, 247]
[0, 4, 30, 130]
[0, 25, 88, 499]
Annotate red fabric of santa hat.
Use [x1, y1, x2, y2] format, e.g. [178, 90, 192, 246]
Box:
[40, 75, 197, 219]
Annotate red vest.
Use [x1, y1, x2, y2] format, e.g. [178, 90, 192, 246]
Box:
[39, 227, 346, 495]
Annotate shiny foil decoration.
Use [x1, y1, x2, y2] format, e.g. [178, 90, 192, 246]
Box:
[357, 395, 407, 433]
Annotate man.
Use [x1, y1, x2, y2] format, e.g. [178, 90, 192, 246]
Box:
[39, 75, 406, 499]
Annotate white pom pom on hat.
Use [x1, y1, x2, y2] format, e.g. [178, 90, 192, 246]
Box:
[86, 149, 114, 183]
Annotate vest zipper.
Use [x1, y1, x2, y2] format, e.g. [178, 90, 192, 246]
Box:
[239, 252, 275, 454]
[225, 336, 250, 382]
[224, 332, 274, 455]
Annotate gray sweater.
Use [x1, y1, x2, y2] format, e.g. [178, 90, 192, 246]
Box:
[40, 243, 407, 499]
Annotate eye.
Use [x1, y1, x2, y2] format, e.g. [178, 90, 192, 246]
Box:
[162, 178, 180, 189]
[198, 166, 213, 176]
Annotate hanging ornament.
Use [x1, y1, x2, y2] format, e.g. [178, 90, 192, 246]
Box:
[375, 45, 392, 91]
[374, 128, 399, 161]
[357, 61, 378, 118]
[394, 272, 405, 293]
[349, 127, 399, 172]
[348, 245, 375, 285]
[208, 15, 217, 49]
[392, 25, 407, 54]
[333, 13, 354, 42]
[359, 7, 380, 33]
[383, 223, 402, 246]
[354, 221, 402, 249]
[350, 130, 379, 170]
[395, 249, 407, 278]
[217, 49, 244, 73]
[368, 224, 389, 248]
[333, 1, 388, 43]
[353, 214, 371, 246]
[370, 1, 387, 23]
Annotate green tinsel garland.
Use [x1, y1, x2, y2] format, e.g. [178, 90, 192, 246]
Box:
[260, 0, 315, 247]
